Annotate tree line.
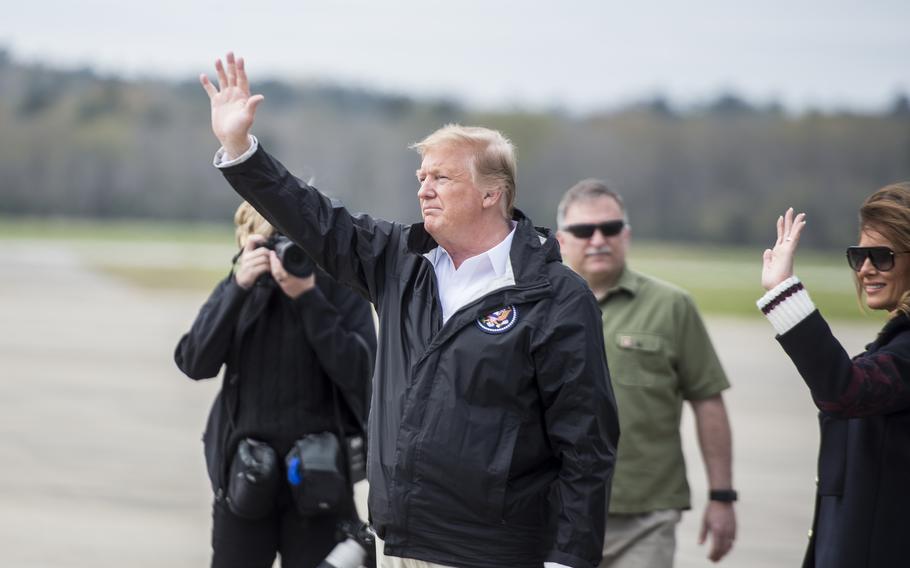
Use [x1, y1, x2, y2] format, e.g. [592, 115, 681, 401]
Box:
[1, 50, 908, 249]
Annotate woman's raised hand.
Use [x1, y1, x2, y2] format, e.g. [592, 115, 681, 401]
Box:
[761, 207, 807, 291]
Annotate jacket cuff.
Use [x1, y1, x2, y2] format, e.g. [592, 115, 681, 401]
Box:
[756, 276, 815, 335]
[224, 276, 251, 302]
[213, 135, 259, 168]
[292, 283, 326, 310]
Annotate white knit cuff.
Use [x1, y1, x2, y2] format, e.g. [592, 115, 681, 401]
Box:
[213, 135, 259, 168]
[756, 276, 815, 335]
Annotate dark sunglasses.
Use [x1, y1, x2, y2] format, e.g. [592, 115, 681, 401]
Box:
[562, 220, 625, 239]
[845, 246, 910, 272]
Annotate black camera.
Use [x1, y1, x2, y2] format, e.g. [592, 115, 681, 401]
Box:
[262, 234, 315, 278]
[317, 520, 376, 568]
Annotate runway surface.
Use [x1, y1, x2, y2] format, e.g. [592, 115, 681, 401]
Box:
[0, 239, 879, 567]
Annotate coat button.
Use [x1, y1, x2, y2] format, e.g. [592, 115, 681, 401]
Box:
[807, 529, 813, 540]
[229, 373, 239, 385]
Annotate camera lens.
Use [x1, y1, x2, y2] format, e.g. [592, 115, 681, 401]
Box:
[273, 236, 314, 278]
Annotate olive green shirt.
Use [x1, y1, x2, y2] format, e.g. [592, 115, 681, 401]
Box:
[600, 268, 729, 514]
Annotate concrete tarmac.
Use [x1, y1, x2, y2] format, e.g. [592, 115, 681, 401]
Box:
[0, 240, 879, 567]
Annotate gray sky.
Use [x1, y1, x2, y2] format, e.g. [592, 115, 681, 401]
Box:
[2, 0, 908, 112]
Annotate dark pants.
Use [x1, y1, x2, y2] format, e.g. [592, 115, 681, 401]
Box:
[211, 483, 346, 568]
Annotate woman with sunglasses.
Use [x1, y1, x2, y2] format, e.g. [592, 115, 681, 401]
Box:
[757, 182, 910, 568]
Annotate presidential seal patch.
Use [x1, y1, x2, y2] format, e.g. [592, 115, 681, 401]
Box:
[476, 305, 518, 334]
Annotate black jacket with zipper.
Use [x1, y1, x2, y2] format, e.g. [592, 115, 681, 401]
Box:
[174, 267, 376, 494]
[221, 145, 619, 568]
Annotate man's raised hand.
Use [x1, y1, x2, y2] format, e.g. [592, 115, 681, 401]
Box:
[199, 52, 264, 159]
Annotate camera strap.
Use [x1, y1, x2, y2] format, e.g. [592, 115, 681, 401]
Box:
[331, 383, 368, 486]
[331, 384, 351, 483]
[230, 247, 243, 272]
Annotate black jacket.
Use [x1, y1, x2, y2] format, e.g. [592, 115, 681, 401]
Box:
[174, 268, 376, 493]
[221, 146, 619, 568]
[779, 311, 910, 568]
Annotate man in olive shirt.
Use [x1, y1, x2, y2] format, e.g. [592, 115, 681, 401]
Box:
[556, 179, 737, 567]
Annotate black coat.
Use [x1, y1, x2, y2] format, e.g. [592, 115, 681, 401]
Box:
[174, 268, 376, 493]
[221, 146, 619, 568]
[779, 311, 910, 568]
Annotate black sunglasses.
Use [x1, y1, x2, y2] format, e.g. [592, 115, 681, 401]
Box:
[845, 246, 910, 272]
[562, 220, 625, 239]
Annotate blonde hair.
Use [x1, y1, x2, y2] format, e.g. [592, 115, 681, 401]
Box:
[857, 181, 910, 317]
[410, 124, 517, 218]
[234, 201, 275, 248]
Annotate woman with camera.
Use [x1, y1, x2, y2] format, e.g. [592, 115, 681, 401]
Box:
[758, 182, 910, 567]
[175, 202, 376, 568]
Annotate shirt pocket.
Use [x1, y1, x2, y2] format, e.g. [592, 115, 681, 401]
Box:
[609, 332, 670, 387]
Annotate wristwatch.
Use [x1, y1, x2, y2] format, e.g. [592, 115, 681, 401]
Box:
[709, 489, 738, 502]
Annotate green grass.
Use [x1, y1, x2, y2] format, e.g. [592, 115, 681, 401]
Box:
[631, 241, 883, 322]
[0, 216, 237, 291]
[0, 216, 886, 321]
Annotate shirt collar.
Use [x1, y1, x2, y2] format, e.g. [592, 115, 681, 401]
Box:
[426, 221, 517, 276]
[601, 266, 640, 301]
[486, 221, 517, 276]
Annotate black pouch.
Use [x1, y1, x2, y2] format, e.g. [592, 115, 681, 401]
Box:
[286, 432, 347, 516]
[226, 438, 280, 520]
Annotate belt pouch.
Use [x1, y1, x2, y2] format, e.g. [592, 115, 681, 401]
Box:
[286, 432, 347, 516]
[226, 437, 280, 519]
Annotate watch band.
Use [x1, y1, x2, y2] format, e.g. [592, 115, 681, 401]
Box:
[709, 489, 738, 502]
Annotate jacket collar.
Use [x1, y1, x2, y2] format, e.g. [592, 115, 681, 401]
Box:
[422, 221, 516, 278]
[870, 311, 910, 350]
[412, 210, 558, 361]
[407, 208, 560, 286]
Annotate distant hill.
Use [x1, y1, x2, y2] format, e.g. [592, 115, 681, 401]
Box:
[1, 50, 908, 248]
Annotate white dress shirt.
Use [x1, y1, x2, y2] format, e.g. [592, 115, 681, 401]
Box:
[424, 223, 516, 323]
